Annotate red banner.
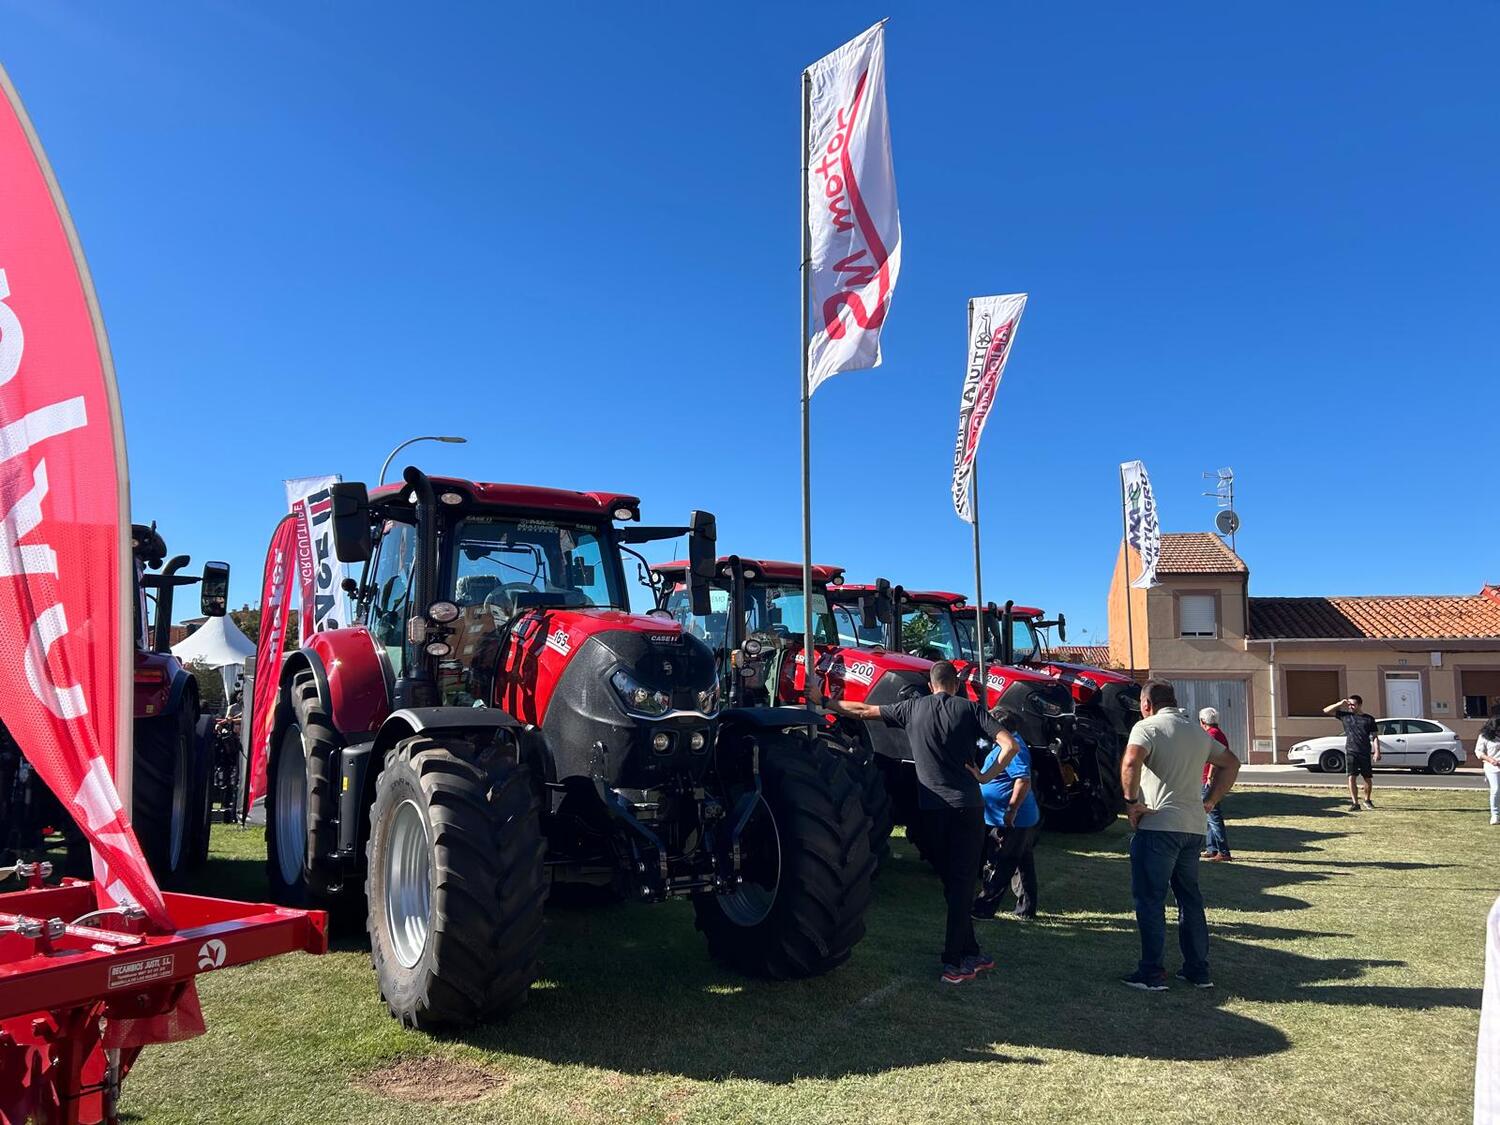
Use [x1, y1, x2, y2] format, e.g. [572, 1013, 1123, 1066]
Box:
[247, 514, 296, 810]
[0, 69, 170, 928]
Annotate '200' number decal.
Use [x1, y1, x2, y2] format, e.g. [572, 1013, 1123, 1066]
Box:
[843, 661, 877, 686]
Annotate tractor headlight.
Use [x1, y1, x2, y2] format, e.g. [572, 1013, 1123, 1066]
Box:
[696, 683, 720, 716]
[1026, 691, 1064, 718]
[610, 669, 671, 717]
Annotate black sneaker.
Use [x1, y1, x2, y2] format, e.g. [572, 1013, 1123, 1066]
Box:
[1174, 969, 1215, 989]
[1362, 799, 1375, 810]
[1348, 801, 1361, 812]
[970, 906, 997, 922]
[1121, 970, 1168, 992]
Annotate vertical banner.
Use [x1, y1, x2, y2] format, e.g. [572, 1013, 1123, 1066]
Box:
[285, 474, 349, 642]
[1120, 459, 1162, 588]
[806, 20, 901, 393]
[246, 514, 297, 810]
[951, 293, 1028, 522]
[0, 66, 170, 927]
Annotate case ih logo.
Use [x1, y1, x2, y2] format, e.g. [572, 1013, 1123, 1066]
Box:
[844, 660, 877, 686]
[545, 628, 572, 656]
[648, 634, 679, 645]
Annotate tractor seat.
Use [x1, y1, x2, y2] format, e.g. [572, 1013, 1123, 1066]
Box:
[455, 575, 504, 606]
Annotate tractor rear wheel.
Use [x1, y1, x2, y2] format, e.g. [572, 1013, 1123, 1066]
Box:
[694, 733, 875, 978]
[1043, 794, 1115, 833]
[134, 699, 198, 880]
[366, 734, 546, 1028]
[265, 670, 341, 904]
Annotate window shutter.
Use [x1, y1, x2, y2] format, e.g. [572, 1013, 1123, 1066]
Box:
[1179, 595, 1217, 637]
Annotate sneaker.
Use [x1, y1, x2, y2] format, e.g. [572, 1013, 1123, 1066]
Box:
[1201, 850, 1217, 859]
[970, 906, 997, 922]
[963, 954, 996, 975]
[1174, 969, 1215, 989]
[1011, 911, 1037, 921]
[941, 963, 976, 985]
[1490, 818, 1498, 826]
[1362, 799, 1375, 810]
[1348, 801, 1361, 812]
[1209, 853, 1233, 862]
[1121, 970, 1168, 992]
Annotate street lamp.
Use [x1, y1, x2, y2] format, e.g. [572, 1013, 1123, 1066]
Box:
[378, 435, 467, 486]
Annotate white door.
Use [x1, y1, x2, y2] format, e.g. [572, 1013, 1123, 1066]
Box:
[1376, 720, 1414, 766]
[1384, 673, 1424, 719]
[1168, 678, 1250, 761]
[1402, 719, 1454, 769]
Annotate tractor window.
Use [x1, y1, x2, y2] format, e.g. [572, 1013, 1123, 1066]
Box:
[370, 520, 418, 672]
[663, 584, 732, 656]
[1011, 617, 1045, 662]
[900, 606, 961, 661]
[750, 584, 837, 645]
[449, 517, 621, 618]
[833, 603, 885, 648]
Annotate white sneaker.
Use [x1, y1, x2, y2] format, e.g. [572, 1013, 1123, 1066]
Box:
[1490, 818, 1498, 826]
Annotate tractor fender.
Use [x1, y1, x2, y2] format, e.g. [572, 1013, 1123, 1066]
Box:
[164, 664, 196, 718]
[295, 627, 392, 737]
[716, 706, 821, 732]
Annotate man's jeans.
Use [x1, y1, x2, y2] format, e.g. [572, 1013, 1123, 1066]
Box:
[1130, 828, 1209, 979]
[1203, 782, 1230, 856]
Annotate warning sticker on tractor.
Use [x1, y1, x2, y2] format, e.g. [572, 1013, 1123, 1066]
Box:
[108, 953, 176, 990]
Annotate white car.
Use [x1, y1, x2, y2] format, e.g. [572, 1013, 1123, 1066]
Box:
[1289, 718, 1466, 775]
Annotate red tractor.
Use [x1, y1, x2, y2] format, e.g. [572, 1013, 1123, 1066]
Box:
[263, 470, 875, 1029]
[988, 601, 1142, 752]
[0, 524, 231, 883]
[828, 582, 1121, 832]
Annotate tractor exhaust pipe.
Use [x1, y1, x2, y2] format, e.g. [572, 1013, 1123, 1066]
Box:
[398, 465, 439, 708]
[152, 554, 192, 653]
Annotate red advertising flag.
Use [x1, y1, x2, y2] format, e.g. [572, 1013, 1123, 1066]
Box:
[246, 514, 297, 810]
[0, 66, 170, 926]
[951, 293, 1027, 523]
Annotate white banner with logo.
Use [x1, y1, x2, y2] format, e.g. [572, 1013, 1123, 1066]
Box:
[1120, 460, 1161, 588]
[805, 20, 900, 393]
[952, 293, 1028, 522]
[285, 474, 351, 641]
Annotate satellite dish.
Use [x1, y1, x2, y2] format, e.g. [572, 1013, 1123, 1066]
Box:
[1215, 509, 1241, 536]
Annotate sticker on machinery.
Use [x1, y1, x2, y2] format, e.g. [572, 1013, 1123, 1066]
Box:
[545, 628, 572, 656]
[108, 953, 176, 990]
[843, 660, 877, 686]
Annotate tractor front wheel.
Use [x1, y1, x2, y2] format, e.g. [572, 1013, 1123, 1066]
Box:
[265, 670, 342, 904]
[694, 734, 875, 978]
[366, 735, 546, 1029]
[133, 700, 198, 880]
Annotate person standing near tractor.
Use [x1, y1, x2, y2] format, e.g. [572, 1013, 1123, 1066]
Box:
[829, 660, 998, 985]
[1323, 695, 1381, 811]
[1199, 707, 1233, 862]
[1120, 679, 1241, 991]
[968, 714, 1041, 920]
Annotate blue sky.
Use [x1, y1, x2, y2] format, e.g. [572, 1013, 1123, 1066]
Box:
[2, 2, 1496, 640]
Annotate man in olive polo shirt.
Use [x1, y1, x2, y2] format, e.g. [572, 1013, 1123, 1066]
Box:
[1120, 679, 1241, 991]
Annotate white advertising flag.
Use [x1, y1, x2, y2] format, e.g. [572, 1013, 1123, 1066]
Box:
[952, 293, 1028, 522]
[1120, 460, 1162, 588]
[805, 21, 900, 393]
[285, 474, 352, 640]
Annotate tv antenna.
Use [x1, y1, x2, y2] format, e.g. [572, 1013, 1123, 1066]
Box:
[1203, 467, 1237, 552]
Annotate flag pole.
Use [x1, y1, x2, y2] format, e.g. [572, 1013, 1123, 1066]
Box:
[1120, 465, 1137, 677]
[800, 67, 818, 708]
[968, 301, 986, 693]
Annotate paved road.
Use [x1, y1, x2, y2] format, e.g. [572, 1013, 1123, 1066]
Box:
[1238, 764, 1486, 790]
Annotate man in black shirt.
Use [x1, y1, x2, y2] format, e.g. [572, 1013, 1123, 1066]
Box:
[830, 660, 1000, 984]
[1323, 694, 1382, 811]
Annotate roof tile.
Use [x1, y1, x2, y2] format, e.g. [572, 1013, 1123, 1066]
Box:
[1155, 532, 1247, 575]
[1248, 593, 1500, 640]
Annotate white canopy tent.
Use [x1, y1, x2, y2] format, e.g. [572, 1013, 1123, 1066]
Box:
[171, 614, 256, 700]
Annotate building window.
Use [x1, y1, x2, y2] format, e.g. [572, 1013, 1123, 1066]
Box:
[1178, 594, 1218, 638]
[1461, 670, 1500, 719]
[1285, 668, 1340, 717]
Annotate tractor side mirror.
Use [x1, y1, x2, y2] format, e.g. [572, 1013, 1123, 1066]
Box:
[687, 510, 717, 617]
[1056, 612, 1067, 644]
[330, 482, 373, 563]
[864, 576, 894, 630]
[200, 561, 230, 617]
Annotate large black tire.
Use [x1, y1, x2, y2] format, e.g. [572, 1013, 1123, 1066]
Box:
[821, 734, 893, 871]
[265, 670, 342, 904]
[693, 734, 875, 978]
[134, 696, 198, 880]
[1043, 794, 1115, 833]
[366, 734, 546, 1028]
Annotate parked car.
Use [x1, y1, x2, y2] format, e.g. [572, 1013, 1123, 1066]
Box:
[1289, 718, 1465, 775]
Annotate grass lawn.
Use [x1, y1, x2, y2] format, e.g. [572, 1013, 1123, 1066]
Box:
[123, 787, 1492, 1124]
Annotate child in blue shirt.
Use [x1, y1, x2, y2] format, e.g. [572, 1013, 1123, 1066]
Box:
[967, 714, 1041, 920]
